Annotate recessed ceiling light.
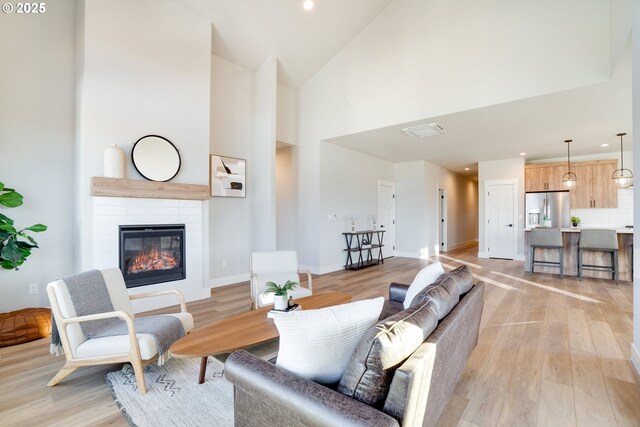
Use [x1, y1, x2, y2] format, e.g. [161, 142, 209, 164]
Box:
[520, 152, 527, 156]
[600, 143, 609, 147]
[303, 0, 314, 10]
[464, 167, 470, 171]
[401, 123, 447, 138]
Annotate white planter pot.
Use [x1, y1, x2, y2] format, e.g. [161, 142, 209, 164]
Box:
[274, 294, 288, 310]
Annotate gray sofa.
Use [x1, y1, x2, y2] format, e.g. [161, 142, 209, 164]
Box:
[226, 275, 485, 427]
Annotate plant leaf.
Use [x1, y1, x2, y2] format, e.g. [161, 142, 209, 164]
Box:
[1, 239, 21, 262]
[0, 191, 23, 208]
[25, 224, 47, 232]
[0, 182, 4, 191]
[0, 213, 12, 225]
[1, 260, 15, 270]
[0, 223, 16, 233]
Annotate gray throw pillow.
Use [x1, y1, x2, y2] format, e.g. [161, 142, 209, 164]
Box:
[337, 300, 439, 409]
[410, 275, 460, 319]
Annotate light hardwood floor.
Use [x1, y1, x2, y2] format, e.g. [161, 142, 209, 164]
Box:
[1, 245, 638, 426]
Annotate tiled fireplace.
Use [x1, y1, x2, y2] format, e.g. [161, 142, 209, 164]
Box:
[91, 196, 209, 312]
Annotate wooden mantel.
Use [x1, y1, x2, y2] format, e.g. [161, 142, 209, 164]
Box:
[91, 177, 210, 200]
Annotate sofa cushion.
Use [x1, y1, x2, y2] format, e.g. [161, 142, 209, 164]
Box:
[403, 262, 445, 309]
[337, 300, 439, 409]
[445, 264, 474, 294]
[273, 297, 384, 385]
[409, 275, 460, 320]
[379, 300, 404, 321]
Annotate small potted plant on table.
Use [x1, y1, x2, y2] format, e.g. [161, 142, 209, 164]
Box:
[571, 216, 581, 228]
[264, 280, 298, 310]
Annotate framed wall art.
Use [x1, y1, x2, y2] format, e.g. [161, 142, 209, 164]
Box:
[210, 155, 246, 198]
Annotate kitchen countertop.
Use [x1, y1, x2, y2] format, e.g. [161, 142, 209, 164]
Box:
[524, 227, 633, 234]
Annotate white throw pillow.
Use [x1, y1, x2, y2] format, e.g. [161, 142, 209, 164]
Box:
[273, 297, 384, 385]
[403, 262, 445, 309]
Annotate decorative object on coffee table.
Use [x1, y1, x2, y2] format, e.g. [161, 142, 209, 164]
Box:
[264, 280, 298, 310]
[0, 181, 47, 270]
[571, 216, 581, 227]
[210, 155, 246, 197]
[0, 307, 52, 347]
[131, 135, 181, 182]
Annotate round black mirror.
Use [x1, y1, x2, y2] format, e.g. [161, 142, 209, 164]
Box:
[131, 135, 181, 182]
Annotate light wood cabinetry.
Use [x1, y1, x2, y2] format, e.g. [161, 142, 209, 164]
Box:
[525, 160, 618, 209]
[525, 164, 566, 192]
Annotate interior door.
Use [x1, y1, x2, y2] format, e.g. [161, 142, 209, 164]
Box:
[378, 182, 395, 258]
[487, 184, 515, 259]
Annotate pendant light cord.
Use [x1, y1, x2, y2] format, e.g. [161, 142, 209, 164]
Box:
[620, 134, 624, 171]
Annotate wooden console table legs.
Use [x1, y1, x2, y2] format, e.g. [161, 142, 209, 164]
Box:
[198, 356, 208, 384]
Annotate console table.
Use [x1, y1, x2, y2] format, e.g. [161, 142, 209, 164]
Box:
[343, 230, 385, 270]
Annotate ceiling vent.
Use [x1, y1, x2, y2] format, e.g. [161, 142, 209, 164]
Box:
[401, 123, 447, 138]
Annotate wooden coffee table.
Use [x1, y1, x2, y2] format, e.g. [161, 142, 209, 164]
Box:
[170, 292, 352, 383]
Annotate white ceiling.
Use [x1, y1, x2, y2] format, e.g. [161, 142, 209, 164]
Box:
[327, 47, 632, 179]
[179, 0, 393, 88]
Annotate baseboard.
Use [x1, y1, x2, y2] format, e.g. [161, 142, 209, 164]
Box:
[447, 239, 479, 251]
[299, 264, 344, 275]
[514, 255, 525, 261]
[394, 252, 422, 259]
[209, 273, 250, 288]
[477, 252, 489, 259]
[632, 343, 640, 380]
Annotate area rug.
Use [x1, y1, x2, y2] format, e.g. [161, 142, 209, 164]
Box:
[105, 341, 278, 427]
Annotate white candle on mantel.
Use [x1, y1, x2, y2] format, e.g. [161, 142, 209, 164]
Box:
[104, 144, 125, 178]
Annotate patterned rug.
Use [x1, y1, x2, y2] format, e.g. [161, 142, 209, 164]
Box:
[105, 341, 278, 427]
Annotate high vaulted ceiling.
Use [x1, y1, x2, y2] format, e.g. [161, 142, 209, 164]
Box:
[179, 0, 393, 88]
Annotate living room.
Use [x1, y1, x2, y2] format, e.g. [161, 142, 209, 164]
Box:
[1, 0, 639, 426]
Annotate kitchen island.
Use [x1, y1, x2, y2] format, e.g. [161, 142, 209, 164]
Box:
[524, 228, 633, 281]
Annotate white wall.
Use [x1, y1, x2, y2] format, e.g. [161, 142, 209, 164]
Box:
[277, 84, 298, 145]
[210, 55, 254, 284]
[297, 0, 609, 270]
[631, 0, 640, 378]
[276, 146, 298, 250]
[251, 56, 278, 252]
[394, 161, 478, 259]
[0, 0, 76, 311]
[317, 144, 395, 271]
[76, 0, 212, 305]
[478, 158, 526, 259]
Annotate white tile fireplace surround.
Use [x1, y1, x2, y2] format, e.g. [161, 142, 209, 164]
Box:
[92, 196, 209, 313]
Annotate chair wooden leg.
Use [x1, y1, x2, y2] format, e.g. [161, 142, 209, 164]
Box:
[47, 365, 78, 387]
[131, 358, 147, 394]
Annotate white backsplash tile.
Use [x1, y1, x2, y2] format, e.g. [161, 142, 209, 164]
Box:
[570, 188, 633, 228]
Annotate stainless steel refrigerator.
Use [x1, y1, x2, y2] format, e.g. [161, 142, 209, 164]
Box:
[525, 191, 570, 228]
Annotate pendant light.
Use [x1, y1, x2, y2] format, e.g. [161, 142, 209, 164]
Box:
[562, 139, 577, 189]
[612, 132, 632, 188]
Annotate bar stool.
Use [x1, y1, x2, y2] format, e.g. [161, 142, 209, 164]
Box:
[530, 228, 564, 278]
[578, 229, 619, 285]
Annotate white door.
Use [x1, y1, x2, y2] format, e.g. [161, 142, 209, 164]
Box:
[378, 182, 395, 258]
[439, 189, 447, 252]
[487, 184, 516, 259]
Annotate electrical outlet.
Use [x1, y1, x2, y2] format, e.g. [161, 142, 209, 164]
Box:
[29, 283, 38, 295]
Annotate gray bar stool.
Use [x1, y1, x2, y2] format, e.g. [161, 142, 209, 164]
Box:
[578, 229, 619, 285]
[530, 228, 564, 278]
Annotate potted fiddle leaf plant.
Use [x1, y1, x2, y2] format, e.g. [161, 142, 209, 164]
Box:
[570, 216, 581, 228]
[263, 280, 298, 310]
[0, 182, 47, 270]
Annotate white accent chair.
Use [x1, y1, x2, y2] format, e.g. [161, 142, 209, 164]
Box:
[250, 251, 313, 309]
[46, 267, 194, 394]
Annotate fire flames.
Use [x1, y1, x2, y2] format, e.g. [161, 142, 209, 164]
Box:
[127, 248, 178, 274]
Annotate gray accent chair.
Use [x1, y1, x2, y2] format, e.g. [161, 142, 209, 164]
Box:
[578, 229, 619, 285]
[530, 228, 564, 278]
[225, 278, 485, 427]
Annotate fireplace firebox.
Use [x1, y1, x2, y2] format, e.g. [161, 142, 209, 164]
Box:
[119, 224, 185, 288]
